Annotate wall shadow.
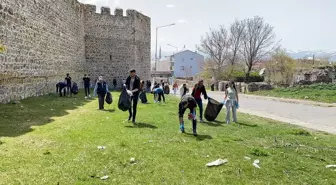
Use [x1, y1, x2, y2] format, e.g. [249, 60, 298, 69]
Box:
[0, 90, 92, 138]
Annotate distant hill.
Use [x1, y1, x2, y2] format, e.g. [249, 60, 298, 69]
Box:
[286, 50, 336, 61]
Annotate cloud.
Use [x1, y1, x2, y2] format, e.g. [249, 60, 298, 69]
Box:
[166, 4, 175, 8]
[177, 19, 187, 23]
[114, 0, 121, 6]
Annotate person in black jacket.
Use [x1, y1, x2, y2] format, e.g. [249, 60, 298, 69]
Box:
[191, 80, 208, 122]
[93, 76, 109, 110]
[83, 74, 91, 98]
[56, 82, 67, 97]
[179, 95, 198, 136]
[65, 73, 72, 97]
[125, 69, 141, 123]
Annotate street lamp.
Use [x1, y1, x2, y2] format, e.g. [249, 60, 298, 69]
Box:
[154, 23, 175, 72]
[167, 44, 178, 53]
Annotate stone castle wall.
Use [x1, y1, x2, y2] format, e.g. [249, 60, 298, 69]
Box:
[0, 0, 151, 103]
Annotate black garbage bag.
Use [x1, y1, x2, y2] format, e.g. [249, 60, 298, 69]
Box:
[105, 92, 113, 104]
[71, 82, 79, 95]
[164, 85, 170, 94]
[118, 87, 131, 111]
[204, 97, 224, 122]
[139, 92, 148, 103]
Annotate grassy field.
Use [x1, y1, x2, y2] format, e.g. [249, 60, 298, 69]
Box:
[0, 91, 336, 184]
[251, 84, 336, 103]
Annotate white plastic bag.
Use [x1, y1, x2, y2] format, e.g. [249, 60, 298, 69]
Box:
[206, 159, 228, 167]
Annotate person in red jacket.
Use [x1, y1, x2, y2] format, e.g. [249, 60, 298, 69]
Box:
[191, 80, 208, 122]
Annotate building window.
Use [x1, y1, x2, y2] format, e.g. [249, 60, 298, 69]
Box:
[180, 66, 185, 71]
[110, 55, 112, 60]
[190, 66, 192, 69]
[190, 58, 194, 60]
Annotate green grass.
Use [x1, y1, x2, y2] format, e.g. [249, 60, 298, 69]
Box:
[251, 84, 336, 103]
[0, 91, 336, 184]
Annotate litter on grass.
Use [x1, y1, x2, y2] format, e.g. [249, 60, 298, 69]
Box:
[130, 158, 136, 164]
[100, 176, 109, 180]
[244, 156, 251, 160]
[326, 165, 336, 168]
[253, 159, 260, 169]
[206, 159, 228, 167]
[97, 146, 106, 150]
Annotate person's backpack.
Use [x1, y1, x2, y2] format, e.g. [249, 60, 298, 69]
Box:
[118, 86, 131, 111]
[71, 82, 79, 95]
[105, 92, 113, 104]
[139, 92, 148, 103]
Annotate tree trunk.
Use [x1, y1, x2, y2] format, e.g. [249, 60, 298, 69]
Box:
[245, 65, 252, 83]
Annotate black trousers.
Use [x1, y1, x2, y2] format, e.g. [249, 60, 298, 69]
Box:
[59, 88, 66, 97]
[84, 85, 90, 96]
[155, 92, 165, 102]
[66, 85, 71, 96]
[98, 93, 105, 110]
[129, 94, 139, 122]
[179, 106, 197, 132]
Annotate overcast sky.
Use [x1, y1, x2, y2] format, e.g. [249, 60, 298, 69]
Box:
[78, 0, 336, 53]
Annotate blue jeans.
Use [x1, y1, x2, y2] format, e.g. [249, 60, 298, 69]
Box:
[195, 98, 203, 120]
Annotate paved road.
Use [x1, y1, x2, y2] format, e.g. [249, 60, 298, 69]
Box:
[171, 90, 336, 134]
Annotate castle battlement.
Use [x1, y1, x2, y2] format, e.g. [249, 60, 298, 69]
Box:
[82, 4, 150, 21]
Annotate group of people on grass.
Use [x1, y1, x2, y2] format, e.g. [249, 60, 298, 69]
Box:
[178, 80, 239, 136]
[55, 70, 239, 137]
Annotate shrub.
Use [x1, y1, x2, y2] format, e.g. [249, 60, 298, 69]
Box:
[231, 71, 264, 82]
[250, 148, 269, 156]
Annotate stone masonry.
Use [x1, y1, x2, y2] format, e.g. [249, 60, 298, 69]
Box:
[0, 0, 151, 103]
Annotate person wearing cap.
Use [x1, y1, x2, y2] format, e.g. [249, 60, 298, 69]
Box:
[125, 69, 141, 123]
[178, 95, 198, 136]
[93, 76, 109, 110]
[191, 80, 208, 123]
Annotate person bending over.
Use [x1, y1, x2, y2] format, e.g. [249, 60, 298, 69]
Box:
[153, 86, 165, 103]
[178, 95, 198, 136]
[56, 82, 67, 97]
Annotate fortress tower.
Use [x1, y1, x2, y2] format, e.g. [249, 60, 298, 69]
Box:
[0, 0, 151, 103]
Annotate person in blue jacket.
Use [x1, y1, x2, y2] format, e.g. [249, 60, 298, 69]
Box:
[93, 76, 109, 110]
[153, 84, 165, 103]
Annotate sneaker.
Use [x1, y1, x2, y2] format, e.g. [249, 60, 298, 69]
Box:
[200, 119, 205, 123]
[226, 121, 230, 124]
[180, 125, 185, 133]
[128, 116, 132, 122]
[89, 95, 91, 98]
[193, 131, 198, 136]
[85, 96, 88, 99]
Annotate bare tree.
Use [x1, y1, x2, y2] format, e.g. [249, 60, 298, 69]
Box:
[227, 20, 245, 77]
[241, 16, 278, 81]
[198, 26, 231, 86]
